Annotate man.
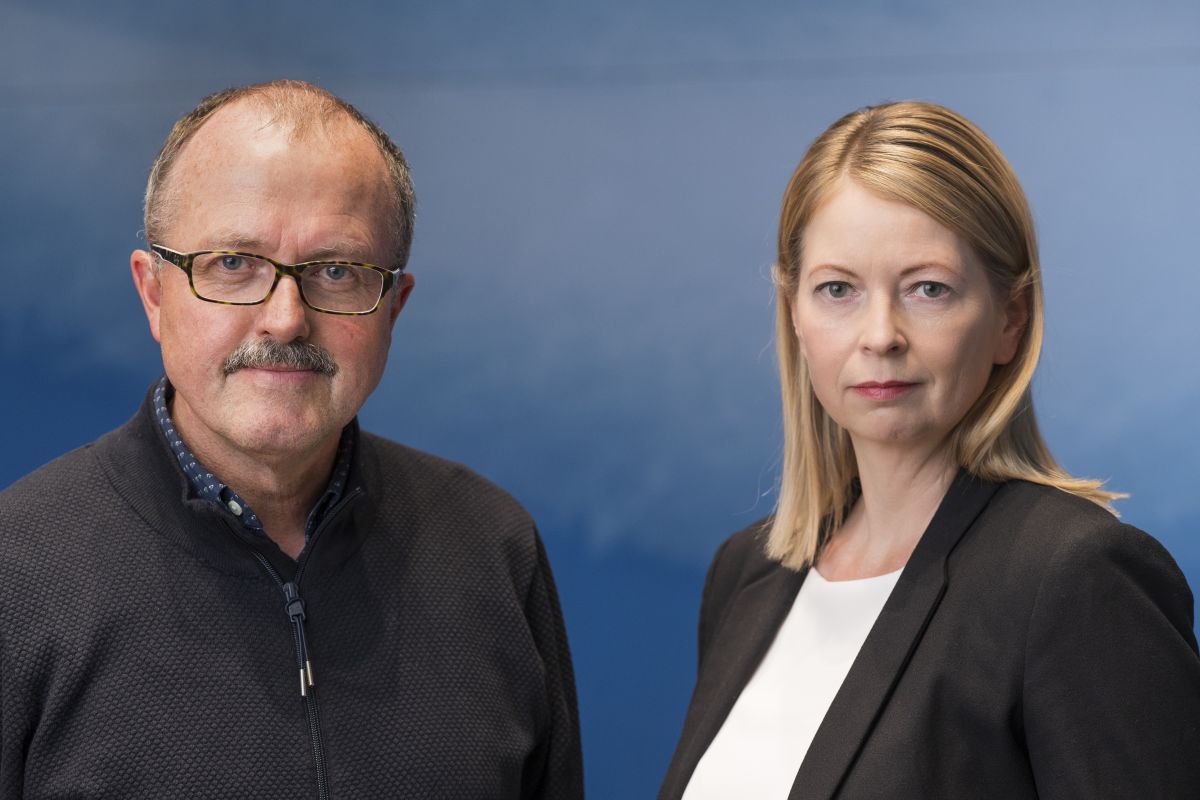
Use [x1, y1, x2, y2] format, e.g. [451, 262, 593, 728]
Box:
[0, 80, 583, 798]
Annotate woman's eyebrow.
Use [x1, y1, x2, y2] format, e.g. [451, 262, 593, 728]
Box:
[898, 260, 960, 277]
[804, 263, 856, 279]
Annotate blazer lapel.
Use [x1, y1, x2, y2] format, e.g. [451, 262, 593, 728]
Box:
[663, 561, 807, 799]
[789, 470, 1001, 800]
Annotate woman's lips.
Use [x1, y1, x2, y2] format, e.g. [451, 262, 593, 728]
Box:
[850, 381, 918, 400]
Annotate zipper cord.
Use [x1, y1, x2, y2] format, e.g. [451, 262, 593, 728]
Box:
[283, 582, 316, 695]
[234, 488, 360, 799]
[251, 551, 332, 800]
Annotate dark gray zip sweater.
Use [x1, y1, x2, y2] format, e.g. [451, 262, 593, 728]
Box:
[0, 389, 584, 799]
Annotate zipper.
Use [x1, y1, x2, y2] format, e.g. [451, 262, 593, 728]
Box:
[283, 582, 316, 695]
[253, 552, 331, 800]
[234, 485, 363, 800]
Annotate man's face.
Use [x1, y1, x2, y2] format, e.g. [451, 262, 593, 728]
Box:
[131, 101, 413, 463]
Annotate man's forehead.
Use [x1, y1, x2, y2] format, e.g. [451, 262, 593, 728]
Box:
[187, 96, 365, 157]
[165, 96, 392, 206]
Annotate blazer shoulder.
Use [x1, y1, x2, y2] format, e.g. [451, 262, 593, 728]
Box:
[993, 479, 1119, 526]
[707, 517, 781, 595]
[698, 518, 791, 654]
[984, 480, 1195, 642]
[989, 480, 1173, 565]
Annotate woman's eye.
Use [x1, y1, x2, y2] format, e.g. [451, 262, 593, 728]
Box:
[915, 281, 949, 299]
[819, 281, 852, 299]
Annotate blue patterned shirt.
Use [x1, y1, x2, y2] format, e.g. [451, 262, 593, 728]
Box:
[152, 376, 354, 541]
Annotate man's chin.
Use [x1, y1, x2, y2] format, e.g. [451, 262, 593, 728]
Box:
[233, 428, 337, 460]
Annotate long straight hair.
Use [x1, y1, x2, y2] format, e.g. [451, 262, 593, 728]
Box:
[767, 102, 1120, 570]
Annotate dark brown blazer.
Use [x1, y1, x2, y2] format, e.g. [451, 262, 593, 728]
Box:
[660, 472, 1200, 799]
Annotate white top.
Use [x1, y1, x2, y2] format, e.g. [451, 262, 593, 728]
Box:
[682, 566, 902, 800]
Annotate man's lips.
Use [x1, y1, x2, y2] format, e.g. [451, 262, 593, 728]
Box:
[850, 381, 919, 400]
[237, 366, 323, 383]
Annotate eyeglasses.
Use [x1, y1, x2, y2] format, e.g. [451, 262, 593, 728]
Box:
[149, 244, 404, 315]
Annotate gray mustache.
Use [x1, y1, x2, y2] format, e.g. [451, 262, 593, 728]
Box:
[222, 339, 339, 377]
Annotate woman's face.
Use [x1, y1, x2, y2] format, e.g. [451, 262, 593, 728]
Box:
[791, 178, 1025, 454]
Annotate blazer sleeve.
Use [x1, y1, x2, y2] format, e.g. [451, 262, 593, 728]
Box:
[1022, 520, 1200, 798]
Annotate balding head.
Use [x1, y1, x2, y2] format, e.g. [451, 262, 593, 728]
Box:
[144, 80, 416, 268]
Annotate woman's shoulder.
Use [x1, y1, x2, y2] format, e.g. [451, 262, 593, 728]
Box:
[706, 517, 784, 592]
[986, 479, 1165, 562]
[978, 480, 1194, 636]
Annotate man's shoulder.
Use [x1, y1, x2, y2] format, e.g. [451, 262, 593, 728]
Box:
[0, 426, 138, 588]
[0, 437, 110, 515]
[359, 431, 535, 536]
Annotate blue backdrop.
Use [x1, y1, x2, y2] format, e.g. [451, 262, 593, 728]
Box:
[3, 2, 1198, 796]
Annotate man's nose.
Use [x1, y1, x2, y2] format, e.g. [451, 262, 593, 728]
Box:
[859, 295, 907, 355]
[256, 276, 312, 342]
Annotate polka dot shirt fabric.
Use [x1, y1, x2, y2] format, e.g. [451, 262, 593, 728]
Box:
[152, 376, 354, 541]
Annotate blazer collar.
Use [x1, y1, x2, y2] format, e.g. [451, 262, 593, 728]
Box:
[788, 468, 1001, 799]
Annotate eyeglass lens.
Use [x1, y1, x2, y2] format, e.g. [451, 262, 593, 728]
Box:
[191, 253, 384, 313]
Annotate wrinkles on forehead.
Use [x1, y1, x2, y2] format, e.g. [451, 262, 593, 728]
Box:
[154, 99, 395, 260]
[145, 80, 414, 269]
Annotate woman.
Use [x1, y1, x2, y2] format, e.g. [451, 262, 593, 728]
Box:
[660, 102, 1200, 799]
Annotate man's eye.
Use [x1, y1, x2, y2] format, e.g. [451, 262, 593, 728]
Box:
[219, 255, 249, 271]
[818, 281, 852, 299]
[915, 281, 949, 299]
[323, 265, 349, 281]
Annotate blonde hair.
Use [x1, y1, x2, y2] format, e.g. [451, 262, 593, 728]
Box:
[768, 101, 1120, 569]
[144, 79, 416, 268]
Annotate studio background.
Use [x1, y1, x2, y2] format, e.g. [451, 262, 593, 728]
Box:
[2, 2, 1197, 796]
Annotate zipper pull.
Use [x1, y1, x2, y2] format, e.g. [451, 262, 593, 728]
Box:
[283, 582, 316, 696]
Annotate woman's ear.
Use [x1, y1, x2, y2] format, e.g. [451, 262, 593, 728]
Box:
[994, 286, 1030, 366]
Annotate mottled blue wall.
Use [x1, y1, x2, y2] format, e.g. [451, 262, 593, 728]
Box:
[3, 2, 1198, 796]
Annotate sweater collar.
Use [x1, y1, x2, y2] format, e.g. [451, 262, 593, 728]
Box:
[90, 382, 380, 582]
[149, 375, 355, 543]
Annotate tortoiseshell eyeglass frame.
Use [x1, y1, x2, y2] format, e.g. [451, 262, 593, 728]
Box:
[149, 244, 404, 316]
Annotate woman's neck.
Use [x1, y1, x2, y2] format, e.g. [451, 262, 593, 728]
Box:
[816, 442, 957, 581]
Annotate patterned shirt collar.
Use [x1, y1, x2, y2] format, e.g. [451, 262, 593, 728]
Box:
[152, 376, 355, 541]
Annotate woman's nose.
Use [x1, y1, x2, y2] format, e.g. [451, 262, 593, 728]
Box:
[859, 296, 907, 355]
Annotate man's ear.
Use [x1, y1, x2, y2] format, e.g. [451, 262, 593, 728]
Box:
[131, 249, 164, 343]
[387, 273, 415, 330]
[994, 286, 1030, 366]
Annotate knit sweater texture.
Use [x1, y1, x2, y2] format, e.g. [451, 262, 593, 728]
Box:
[0, 389, 584, 799]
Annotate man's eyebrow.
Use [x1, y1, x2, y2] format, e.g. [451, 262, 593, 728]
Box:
[208, 232, 268, 252]
[207, 233, 375, 262]
[304, 242, 375, 261]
